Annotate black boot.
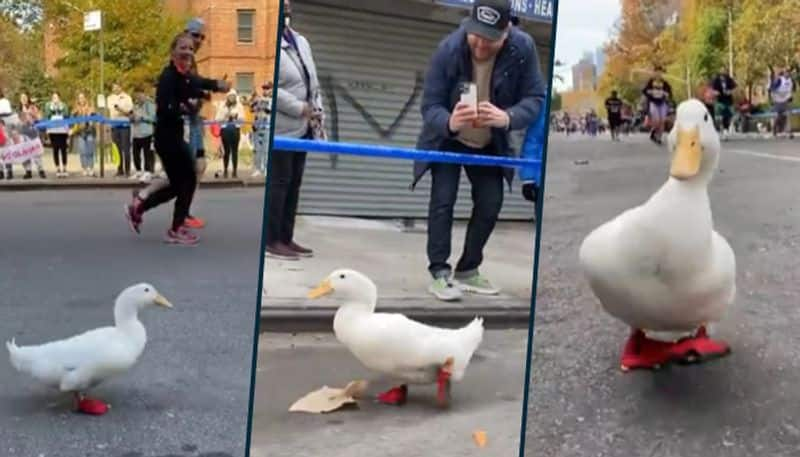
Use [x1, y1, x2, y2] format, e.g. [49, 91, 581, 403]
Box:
[24, 170, 33, 179]
[39, 170, 46, 179]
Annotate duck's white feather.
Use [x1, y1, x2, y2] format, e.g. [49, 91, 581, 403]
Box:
[579, 99, 736, 337]
[6, 283, 167, 393]
[335, 310, 483, 383]
[7, 326, 145, 391]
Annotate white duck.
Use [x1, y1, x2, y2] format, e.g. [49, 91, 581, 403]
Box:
[308, 269, 484, 407]
[6, 283, 173, 415]
[579, 99, 736, 371]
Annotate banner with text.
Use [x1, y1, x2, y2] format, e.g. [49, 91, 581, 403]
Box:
[0, 137, 45, 164]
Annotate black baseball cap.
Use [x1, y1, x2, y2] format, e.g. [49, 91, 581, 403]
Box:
[464, 0, 512, 41]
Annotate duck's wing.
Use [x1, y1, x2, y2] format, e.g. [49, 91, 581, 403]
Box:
[8, 327, 133, 389]
[343, 312, 480, 376]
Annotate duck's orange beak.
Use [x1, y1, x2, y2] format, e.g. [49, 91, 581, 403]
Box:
[308, 278, 333, 299]
[670, 126, 703, 180]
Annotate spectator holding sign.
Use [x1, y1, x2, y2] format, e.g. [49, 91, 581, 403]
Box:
[44, 92, 70, 178]
[18, 110, 46, 179]
[18, 92, 45, 179]
[412, 0, 546, 301]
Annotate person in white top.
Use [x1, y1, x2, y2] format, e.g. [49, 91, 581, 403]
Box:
[0, 89, 12, 117]
[107, 83, 134, 177]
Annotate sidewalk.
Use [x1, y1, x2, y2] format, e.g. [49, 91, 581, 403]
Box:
[260, 216, 537, 331]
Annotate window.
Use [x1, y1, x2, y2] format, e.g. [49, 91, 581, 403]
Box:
[237, 9, 255, 43]
[236, 73, 255, 97]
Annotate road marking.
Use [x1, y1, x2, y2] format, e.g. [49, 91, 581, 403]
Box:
[727, 148, 800, 163]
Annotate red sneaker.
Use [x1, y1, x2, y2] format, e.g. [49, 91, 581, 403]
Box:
[619, 329, 675, 371]
[77, 397, 110, 415]
[164, 227, 199, 245]
[669, 326, 731, 364]
[124, 195, 143, 234]
[184, 215, 206, 229]
[376, 385, 408, 406]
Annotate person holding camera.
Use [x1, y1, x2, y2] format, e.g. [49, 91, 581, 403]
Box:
[215, 89, 244, 178]
[412, 0, 546, 301]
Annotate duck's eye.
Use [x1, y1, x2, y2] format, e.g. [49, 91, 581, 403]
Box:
[144, 288, 150, 292]
[704, 113, 709, 122]
[339, 274, 345, 279]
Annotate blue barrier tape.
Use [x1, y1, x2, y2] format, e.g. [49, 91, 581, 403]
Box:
[272, 136, 541, 169]
[29, 115, 540, 169]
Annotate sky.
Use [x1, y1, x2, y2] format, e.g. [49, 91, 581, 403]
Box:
[552, 0, 621, 92]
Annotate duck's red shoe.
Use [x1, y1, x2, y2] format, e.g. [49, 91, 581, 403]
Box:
[77, 397, 109, 415]
[377, 385, 408, 406]
[620, 329, 675, 372]
[437, 357, 454, 408]
[670, 326, 731, 364]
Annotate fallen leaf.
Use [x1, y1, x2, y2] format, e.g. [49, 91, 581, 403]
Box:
[473, 430, 487, 448]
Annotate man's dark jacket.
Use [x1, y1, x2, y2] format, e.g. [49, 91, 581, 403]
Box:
[412, 24, 546, 189]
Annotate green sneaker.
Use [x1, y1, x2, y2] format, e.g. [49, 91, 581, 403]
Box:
[428, 277, 463, 302]
[455, 274, 500, 295]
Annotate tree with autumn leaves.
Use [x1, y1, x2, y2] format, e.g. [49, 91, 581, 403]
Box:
[597, 0, 800, 116]
[0, 0, 187, 108]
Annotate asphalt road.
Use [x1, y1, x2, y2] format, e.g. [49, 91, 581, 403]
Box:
[0, 189, 265, 457]
[525, 135, 800, 457]
[250, 330, 531, 457]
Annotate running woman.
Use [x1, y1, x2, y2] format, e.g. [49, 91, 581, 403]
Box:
[642, 65, 673, 145]
[605, 90, 623, 141]
[125, 33, 229, 245]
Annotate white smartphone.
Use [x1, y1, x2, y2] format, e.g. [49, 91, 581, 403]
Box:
[460, 83, 477, 109]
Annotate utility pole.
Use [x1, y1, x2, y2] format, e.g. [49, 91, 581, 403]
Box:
[83, 9, 104, 177]
[728, 2, 734, 78]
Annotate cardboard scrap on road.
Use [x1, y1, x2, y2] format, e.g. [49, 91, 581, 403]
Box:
[289, 380, 369, 414]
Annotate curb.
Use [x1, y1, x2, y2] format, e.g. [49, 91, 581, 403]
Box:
[0, 178, 266, 191]
[259, 305, 531, 333]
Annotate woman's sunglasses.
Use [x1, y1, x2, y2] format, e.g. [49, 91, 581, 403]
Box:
[191, 32, 206, 41]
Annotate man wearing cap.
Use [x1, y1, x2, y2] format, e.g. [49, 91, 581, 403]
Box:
[184, 17, 210, 228]
[413, 0, 546, 301]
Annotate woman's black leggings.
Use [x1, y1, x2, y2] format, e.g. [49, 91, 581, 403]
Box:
[221, 126, 240, 174]
[140, 132, 196, 231]
[50, 133, 69, 167]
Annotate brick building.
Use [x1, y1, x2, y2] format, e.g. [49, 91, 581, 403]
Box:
[165, 0, 280, 117]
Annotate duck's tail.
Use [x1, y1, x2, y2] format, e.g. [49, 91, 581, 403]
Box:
[452, 317, 484, 380]
[6, 338, 32, 374]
